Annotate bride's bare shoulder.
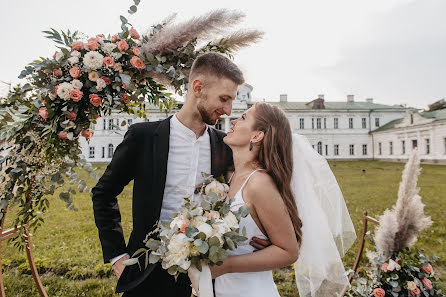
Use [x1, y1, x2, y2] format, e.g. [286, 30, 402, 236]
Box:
[246, 171, 279, 194]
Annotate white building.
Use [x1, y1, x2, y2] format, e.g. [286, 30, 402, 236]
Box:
[81, 84, 414, 162]
[371, 108, 446, 164]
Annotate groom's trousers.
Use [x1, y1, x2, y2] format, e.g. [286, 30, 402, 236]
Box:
[121, 264, 192, 297]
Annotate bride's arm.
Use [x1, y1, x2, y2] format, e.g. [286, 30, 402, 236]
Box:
[210, 173, 299, 278]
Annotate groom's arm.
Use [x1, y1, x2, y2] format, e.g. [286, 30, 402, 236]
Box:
[91, 125, 139, 264]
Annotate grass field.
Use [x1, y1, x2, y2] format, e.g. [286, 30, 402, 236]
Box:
[1, 160, 445, 296]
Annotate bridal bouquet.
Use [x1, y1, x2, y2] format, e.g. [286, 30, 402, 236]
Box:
[123, 174, 249, 279]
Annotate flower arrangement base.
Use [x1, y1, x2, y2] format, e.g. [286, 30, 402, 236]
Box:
[0, 208, 48, 297]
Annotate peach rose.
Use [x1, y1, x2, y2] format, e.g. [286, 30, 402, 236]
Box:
[38, 107, 49, 120]
[53, 69, 63, 77]
[89, 94, 102, 107]
[421, 264, 433, 274]
[410, 288, 420, 296]
[122, 82, 128, 90]
[373, 288, 385, 297]
[103, 56, 115, 68]
[71, 41, 84, 51]
[422, 277, 433, 290]
[123, 93, 130, 103]
[381, 263, 389, 272]
[42, 100, 47, 105]
[81, 129, 93, 139]
[130, 56, 145, 69]
[111, 35, 118, 42]
[66, 111, 77, 121]
[130, 27, 140, 40]
[96, 34, 105, 38]
[69, 89, 83, 102]
[88, 71, 99, 82]
[87, 37, 99, 51]
[132, 47, 141, 56]
[180, 222, 190, 234]
[100, 76, 111, 85]
[57, 131, 68, 139]
[69, 66, 81, 78]
[117, 40, 129, 52]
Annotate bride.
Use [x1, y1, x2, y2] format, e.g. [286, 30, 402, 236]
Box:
[208, 102, 356, 297]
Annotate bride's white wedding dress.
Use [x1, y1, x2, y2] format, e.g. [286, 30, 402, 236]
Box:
[214, 169, 281, 297]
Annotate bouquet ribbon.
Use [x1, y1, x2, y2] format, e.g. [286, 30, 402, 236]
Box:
[188, 263, 214, 297]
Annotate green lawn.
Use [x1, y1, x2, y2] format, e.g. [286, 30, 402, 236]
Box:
[1, 161, 445, 296]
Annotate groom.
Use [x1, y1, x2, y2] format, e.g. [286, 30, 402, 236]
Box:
[91, 52, 269, 296]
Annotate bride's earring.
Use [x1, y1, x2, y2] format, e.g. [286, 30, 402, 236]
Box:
[249, 141, 253, 151]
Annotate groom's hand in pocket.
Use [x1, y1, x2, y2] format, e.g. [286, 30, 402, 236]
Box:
[250, 237, 271, 251]
[112, 255, 130, 279]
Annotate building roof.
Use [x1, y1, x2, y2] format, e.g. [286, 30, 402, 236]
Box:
[371, 118, 404, 133]
[265, 100, 408, 111]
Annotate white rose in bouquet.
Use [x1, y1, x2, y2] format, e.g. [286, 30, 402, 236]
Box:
[212, 219, 230, 235]
[191, 215, 207, 228]
[162, 233, 191, 271]
[197, 223, 213, 239]
[205, 181, 227, 200]
[224, 212, 239, 229]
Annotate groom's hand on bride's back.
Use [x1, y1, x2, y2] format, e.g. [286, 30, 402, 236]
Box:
[250, 236, 271, 251]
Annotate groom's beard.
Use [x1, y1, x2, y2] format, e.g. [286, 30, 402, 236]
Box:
[197, 97, 218, 126]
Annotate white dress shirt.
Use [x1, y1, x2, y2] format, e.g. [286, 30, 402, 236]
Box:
[110, 114, 211, 264]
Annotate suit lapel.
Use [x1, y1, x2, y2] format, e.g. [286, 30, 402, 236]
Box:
[152, 116, 172, 216]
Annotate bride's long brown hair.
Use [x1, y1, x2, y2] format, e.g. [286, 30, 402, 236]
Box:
[252, 102, 302, 245]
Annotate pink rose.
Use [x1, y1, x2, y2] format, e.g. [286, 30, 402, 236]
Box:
[81, 129, 93, 139]
[180, 222, 190, 234]
[42, 100, 47, 105]
[132, 47, 141, 56]
[111, 35, 118, 42]
[421, 264, 433, 274]
[381, 263, 389, 272]
[69, 89, 83, 102]
[38, 107, 49, 120]
[373, 288, 385, 297]
[123, 93, 130, 103]
[100, 76, 111, 85]
[88, 71, 99, 82]
[129, 27, 140, 40]
[103, 56, 115, 68]
[122, 83, 128, 90]
[130, 56, 145, 69]
[71, 41, 84, 51]
[89, 94, 102, 107]
[57, 131, 68, 139]
[69, 66, 81, 78]
[117, 40, 129, 52]
[422, 278, 433, 290]
[410, 288, 420, 296]
[86, 37, 99, 51]
[96, 34, 105, 38]
[66, 111, 77, 121]
[53, 68, 63, 77]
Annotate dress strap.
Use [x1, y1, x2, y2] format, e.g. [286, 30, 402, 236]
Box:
[227, 171, 235, 184]
[239, 169, 265, 193]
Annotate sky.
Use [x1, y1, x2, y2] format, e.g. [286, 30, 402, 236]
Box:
[0, 0, 445, 109]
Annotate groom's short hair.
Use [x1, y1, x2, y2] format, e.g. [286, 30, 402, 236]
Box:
[189, 52, 244, 85]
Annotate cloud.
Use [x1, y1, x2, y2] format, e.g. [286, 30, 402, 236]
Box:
[322, 0, 446, 108]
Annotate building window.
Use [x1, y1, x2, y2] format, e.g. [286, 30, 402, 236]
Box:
[128, 119, 133, 126]
[312, 145, 315, 149]
[299, 118, 304, 129]
[89, 147, 95, 158]
[349, 144, 355, 156]
[362, 144, 367, 155]
[334, 144, 339, 156]
[375, 118, 380, 127]
[390, 141, 393, 155]
[378, 142, 382, 155]
[215, 120, 222, 130]
[426, 139, 430, 154]
[412, 139, 418, 149]
[317, 141, 323, 155]
[102, 147, 105, 158]
[362, 118, 367, 129]
[349, 118, 353, 129]
[116, 119, 119, 128]
[402, 140, 406, 154]
[324, 118, 327, 129]
[90, 123, 96, 130]
[108, 144, 114, 158]
[334, 118, 339, 129]
[325, 145, 328, 155]
[410, 114, 414, 124]
[316, 118, 321, 129]
[108, 119, 114, 130]
[103, 119, 106, 130]
[312, 118, 314, 129]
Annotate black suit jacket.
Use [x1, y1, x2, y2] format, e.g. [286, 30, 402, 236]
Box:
[91, 116, 233, 293]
